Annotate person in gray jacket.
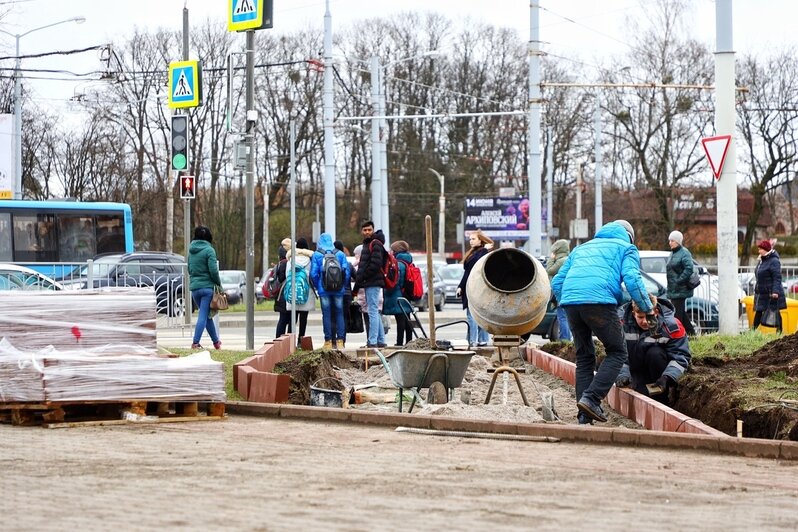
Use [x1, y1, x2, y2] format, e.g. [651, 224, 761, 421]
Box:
[665, 230, 695, 335]
[546, 239, 572, 341]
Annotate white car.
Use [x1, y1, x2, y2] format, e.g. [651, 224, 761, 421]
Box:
[0, 264, 64, 291]
[637, 250, 744, 304]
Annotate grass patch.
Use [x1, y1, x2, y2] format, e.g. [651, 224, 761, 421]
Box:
[688, 330, 773, 360]
[170, 347, 253, 401]
[226, 300, 275, 313]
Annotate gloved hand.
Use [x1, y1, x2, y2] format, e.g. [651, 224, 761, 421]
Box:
[456, 287, 462, 298]
[615, 373, 631, 388]
[645, 313, 658, 331]
[655, 375, 672, 393]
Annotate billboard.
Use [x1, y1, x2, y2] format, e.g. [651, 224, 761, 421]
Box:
[0, 114, 12, 199]
[464, 196, 538, 240]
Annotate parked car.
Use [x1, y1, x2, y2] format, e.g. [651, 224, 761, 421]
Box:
[413, 264, 446, 312]
[57, 251, 187, 317]
[220, 270, 247, 305]
[526, 270, 720, 340]
[0, 263, 63, 291]
[439, 263, 464, 303]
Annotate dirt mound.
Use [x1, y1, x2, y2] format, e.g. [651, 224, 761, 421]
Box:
[538, 340, 605, 364]
[274, 349, 356, 405]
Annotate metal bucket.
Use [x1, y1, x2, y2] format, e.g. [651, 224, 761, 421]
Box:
[466, 247, 550, 335]
[309, 377, 344, 408]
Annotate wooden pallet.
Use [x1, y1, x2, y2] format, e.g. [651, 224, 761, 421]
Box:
[0, 400, 226, 428]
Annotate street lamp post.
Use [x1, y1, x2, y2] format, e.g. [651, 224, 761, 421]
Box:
[369, 50, 439, 243]
[429, 168, 445, 257]
[0, 16, 86, 199]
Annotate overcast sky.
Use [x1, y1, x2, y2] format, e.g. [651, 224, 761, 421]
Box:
[1, 0, 795, 113]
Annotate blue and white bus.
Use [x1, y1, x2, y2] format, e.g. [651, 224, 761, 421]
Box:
[0, 200, 134, 276]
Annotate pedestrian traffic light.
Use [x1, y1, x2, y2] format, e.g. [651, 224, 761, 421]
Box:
[171, 114, 189, 171]
[180, 175, 196, 199]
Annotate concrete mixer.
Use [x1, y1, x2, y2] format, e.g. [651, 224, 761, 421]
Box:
[464, 247, 551, 406]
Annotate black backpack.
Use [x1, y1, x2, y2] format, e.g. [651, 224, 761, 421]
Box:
[321, 250, 344, 292]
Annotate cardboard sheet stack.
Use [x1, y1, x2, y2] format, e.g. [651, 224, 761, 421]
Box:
[0, 290, 225, 403]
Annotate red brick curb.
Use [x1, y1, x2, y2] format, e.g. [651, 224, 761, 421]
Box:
[525, 346, 727, 437]
[226, 401, 798, 460]
[231, 334, 295, 403]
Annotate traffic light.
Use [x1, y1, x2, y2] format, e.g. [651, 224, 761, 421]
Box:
[171, 114, 189, 171]
[180, 175, 196, 199]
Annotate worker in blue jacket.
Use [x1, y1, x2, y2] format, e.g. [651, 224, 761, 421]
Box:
[551, 220, 655, 425]
[616, 296, 692, 406]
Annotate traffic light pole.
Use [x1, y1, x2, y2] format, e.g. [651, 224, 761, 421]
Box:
[244, 29, 255, 350]
[182, 7, 192, 326]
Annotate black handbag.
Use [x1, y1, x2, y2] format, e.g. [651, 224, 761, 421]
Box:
[347, 301, 364, 333]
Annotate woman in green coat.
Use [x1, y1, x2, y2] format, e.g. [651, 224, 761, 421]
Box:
[665, 230, 695, 335]
[187, 226, 223, 349]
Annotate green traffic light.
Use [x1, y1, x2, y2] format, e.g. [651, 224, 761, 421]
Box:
[172, 154, 187, 170]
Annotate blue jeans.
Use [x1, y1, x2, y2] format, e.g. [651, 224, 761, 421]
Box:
[466, 308, 490, 346]
[365, 287, 385, 346]
[564, 304, 627, 406]
[320, 295, 345, 342]
[191, 287, 219, 345]
[556, 305, 572, 341]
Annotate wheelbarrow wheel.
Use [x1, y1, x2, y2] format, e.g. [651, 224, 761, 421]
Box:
[427, 381, 448, 405]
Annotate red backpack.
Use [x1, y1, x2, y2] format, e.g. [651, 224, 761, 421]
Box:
[399, 259, 424, 300]
[371, 241, 399, 289]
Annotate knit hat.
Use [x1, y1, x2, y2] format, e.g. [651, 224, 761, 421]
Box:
[668, 230, 683, 245]
[391, 240, 409, 253]
[281, 237, 292, 250]
[614, 220, 635, 243]
[758, 240, 772, 252]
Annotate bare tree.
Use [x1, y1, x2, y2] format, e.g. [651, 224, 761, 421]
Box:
[737, 50, 798, 262]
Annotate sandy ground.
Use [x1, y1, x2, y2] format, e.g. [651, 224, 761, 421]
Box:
[1, 416, 797, 530]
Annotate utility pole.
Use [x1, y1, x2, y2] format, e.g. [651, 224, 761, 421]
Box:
[429, 168, 445, 256]
[322, 0, 336, 235]
[244, 28, 256, 350]
[594, 98, 603, 231]
[715, 0, 738, 334]
[527, 1, 542, 256]
[370, 56, 381, 229]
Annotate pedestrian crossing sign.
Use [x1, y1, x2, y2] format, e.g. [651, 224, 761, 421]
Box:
[228, 0, 273, 32]
[168, 60, 202, 109]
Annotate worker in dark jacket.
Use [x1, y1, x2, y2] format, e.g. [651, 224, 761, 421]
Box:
[616, 296, 692, 406]
[665, 230, 696, 335]
[356, 222, 386, 348]
[752, 239, 787, 333]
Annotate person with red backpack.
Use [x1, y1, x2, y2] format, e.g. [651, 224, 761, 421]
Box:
[355, 222, 387, 348]
[383, 240, 416, 346]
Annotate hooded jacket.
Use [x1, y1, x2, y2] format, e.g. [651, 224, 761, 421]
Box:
[310, 232, 351, 297]
[551, 222, 653, 313]
[283, 247, 316, 311]
[383, 251, 413, 315]
[188, 239, 222, 291]
[356, 230, 386, 288]
[546, 239, 570, 279]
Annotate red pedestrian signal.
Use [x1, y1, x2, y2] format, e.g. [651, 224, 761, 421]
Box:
[180, 175, 196, 199]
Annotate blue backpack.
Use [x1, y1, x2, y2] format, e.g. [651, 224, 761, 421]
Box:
[283, 264, 309, 305]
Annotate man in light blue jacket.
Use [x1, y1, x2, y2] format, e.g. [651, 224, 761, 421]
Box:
[311, 233, 351, 349]
[551, 220, 655, 425]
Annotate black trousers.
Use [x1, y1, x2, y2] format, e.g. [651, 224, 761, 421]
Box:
[276, 310, 309, 338]
[394, 313, 414, 345]
[671, 298, 695, 335]
[629, 344, 670, 405]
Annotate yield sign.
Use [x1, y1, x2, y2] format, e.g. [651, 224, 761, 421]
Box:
[701, 135, 732, 180]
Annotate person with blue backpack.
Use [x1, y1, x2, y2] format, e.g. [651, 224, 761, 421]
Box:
[311, 232, 351, 349]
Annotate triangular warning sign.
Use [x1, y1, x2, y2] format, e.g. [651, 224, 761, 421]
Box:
[701, 135, 731, 180]
[234, 0, 255, 15]
[173, 71, 193, 98]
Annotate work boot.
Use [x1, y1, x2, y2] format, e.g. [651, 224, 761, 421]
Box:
[577, 412, 594, 425]
[577, 397, 608, 423]
[323, 340, 333, 350]
[336, 340, 345, 349]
